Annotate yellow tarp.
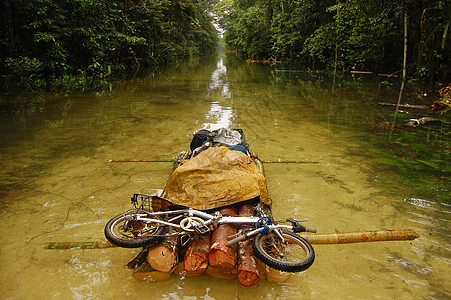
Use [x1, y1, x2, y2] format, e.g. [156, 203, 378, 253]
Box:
[165, 146, 271, 210]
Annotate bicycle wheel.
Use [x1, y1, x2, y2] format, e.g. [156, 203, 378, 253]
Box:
[104, 210, 165, 248]
[253, 230, 315, 273]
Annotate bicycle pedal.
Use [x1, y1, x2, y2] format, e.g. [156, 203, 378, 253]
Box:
[180, 235, 191, 247]
[194, 223, 210, 235]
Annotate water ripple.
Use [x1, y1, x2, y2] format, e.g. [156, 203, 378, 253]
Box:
[403, 198, 451, 212]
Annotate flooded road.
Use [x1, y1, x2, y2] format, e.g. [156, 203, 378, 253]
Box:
[0, 54, 449, 299]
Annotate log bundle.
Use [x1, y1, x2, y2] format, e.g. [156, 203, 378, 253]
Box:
[132, 204, 290, 285]
[208, 206, 238, 270]
[236, 204, 260, 287]
[147, 235, 179, 273]
[184, 234, 211, 275]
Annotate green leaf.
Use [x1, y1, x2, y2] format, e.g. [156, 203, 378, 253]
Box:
[416, 160, 440, 169]
[373, 158, 401, 167]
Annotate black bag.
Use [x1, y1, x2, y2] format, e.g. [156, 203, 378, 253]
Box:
[190, 129, 211, 151]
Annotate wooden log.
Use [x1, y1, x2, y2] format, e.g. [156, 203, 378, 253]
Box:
[147, 235, 179, 273]
[209, 206, 237, 270]
[237, 204, 260, 287]
[378, 102, 428, 109]
[184, 234, 211, 275]
[125, 246, 149, 270]
[217, 206, 238, 217]
[405, 117, 441, 127]
[350, 70, 373, 74]
[378, 73, 399, 77]
[133, 261, 171, 282]
[238, 203, 254, 218]
[237, 239, 260, 286]
[301, 229, 420, 244]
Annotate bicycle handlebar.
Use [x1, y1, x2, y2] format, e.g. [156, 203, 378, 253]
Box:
[286, 218, 317, 233]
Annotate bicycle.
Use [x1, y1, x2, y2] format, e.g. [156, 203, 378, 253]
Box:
[105, 193, 316, 273]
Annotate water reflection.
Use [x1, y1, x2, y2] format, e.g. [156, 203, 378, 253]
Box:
[202, 102, 234, 130]
[404, 198, 451, 212]
[207, 58, 230, 98]
[203, 58, 234, 130]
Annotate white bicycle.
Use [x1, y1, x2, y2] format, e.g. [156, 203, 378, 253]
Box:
[105, 194, 316, 272]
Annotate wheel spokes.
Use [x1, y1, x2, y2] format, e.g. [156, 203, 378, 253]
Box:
[264, 235, 308, 264]
[115, 215, 160, 240]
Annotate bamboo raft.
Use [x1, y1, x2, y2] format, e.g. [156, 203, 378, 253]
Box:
[44, 128, 420, 287]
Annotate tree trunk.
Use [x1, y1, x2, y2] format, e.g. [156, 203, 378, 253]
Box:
[392, 1, 408, 133]
[147, 235, 179, 273]
[183, 234, 211, 275]
[237, 204, 260, 287]
[209, 206, 237, 270]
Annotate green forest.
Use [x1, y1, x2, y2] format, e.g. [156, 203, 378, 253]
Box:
[0, 0, 219, 92]
[1, 0, 449, 92]
[221, 0, 449, 83]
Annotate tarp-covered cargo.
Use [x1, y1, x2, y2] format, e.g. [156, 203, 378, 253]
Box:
[165, 146, 271, 210]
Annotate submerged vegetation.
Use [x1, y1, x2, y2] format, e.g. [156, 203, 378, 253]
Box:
[266, 68, 450, 203]
[0, 0, 219, 92]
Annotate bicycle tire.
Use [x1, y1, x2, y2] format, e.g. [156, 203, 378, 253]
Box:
[104, 210, 165, 248]
[253, 230, 315, 273]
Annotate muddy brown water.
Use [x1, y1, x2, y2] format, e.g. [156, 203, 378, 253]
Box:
[0, 55, 449, 299]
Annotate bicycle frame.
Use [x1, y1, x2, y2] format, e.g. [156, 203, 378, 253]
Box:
[132, 208, 260, 228]
[130, 207, 303, 245]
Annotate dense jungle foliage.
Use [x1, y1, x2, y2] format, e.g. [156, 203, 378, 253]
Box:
[0, 0, 219, 92]
[1, 0, 449, 93]
[219, 0, 450, 84]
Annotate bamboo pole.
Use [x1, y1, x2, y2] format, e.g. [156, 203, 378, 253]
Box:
[43, 241, 117, 249]
[109, 159, 319, 164]
[44, 230, 419, 250]
[261, 160, 319, 164]
[109, 159, 176, 163]
[300, 229, 419, 244]
[350, 71, 373, 74]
